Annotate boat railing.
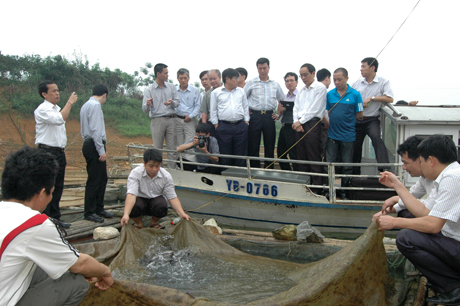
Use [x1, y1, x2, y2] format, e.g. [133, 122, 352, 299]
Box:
[127, 144, 402, 205]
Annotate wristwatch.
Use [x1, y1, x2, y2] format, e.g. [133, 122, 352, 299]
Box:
[371, 96, 376, 101]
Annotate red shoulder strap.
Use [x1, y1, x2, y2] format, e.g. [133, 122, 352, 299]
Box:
[0, 214, 49, 260]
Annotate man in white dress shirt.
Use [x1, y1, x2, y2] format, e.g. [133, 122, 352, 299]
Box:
[377, 135, 460, 305]
[210, 68, 250, 167]
[34, 81, 77, 229]
[352, 57, 394, 174]
[373, 136, 434, 221]
[292, 63, 327, 193]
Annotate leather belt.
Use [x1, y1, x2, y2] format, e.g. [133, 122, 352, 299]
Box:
[302, 117, 321, 124]
[250, 109, 273, 115]
[176, 115, 186, 119]
[361, 115, 379, 120]
[84, 138, 106, 144]
[38, 144, 65, 152]
[219, 119, 243, 125]
[157, 114, 175, 118]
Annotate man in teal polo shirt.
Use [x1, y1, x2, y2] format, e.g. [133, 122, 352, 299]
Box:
[324, 68, 363, 200]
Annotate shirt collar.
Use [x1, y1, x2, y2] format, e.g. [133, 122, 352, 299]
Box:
[333, 84, 352, 95]
[44, 100, 60, 110]
[177, 84, 191, 92]
[287, 89, 298, 97]
[361, 74, 379, 85]
[142, 166, 164, 179]
[153, 81, 168, 89]
[222, 86, 239, 93]
[303, 80, 318, 91]
[435, 162, 460, 184]
[256, 76, 272, 83]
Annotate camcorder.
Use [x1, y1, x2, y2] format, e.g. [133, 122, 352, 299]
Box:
[197, 135, 207, 148]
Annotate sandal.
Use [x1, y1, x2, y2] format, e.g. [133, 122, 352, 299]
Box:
[150, 223, 165, 229]
[134, 224, 143, 229]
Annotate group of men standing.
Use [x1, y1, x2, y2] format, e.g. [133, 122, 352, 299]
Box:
[32, 55, 395, 227]
[147, 57, 392, 199]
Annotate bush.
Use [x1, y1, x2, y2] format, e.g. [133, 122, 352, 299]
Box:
[0, 53, 152, 137]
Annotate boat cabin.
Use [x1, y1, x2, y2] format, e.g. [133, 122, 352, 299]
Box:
[361, 104, 460, 186]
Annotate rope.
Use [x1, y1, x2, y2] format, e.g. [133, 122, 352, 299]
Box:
[185, 1, 421, 212]
[388, 249, 406, 269]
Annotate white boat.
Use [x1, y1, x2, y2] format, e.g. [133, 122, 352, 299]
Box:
[127, 104, 460, 235]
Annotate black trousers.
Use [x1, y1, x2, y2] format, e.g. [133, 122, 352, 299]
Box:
[38, 146, 66, 220]
[82, 139, 108, 217]
[353, 117, 390, 174]
[248, 111, 276, 169]
[130, 196, 168, 218]
[277, 123, 298, 171]
[397, 229, 460, 293]
[216, 120, 248, 167]
[295, 118, 323, 192]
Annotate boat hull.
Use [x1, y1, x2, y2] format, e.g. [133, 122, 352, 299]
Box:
[169, 169, 380, 234]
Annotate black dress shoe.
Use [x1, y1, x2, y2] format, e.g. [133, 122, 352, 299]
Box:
[97, 210, 114, 218]
[427, 287, 460, 305]
[84, 213, 104, 223]
[58, 220, 71, 229]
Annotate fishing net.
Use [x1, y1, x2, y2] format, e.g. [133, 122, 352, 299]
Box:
[77, 220, 392, 306]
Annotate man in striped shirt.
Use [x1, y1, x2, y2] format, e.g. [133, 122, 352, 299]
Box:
[377, 135, 460, 305]
[244, 58, 284, 169]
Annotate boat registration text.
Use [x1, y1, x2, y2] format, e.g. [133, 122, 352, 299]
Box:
[226, 180, 278, 197]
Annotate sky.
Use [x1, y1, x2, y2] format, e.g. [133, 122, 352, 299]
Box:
[2, 0, 459, 105]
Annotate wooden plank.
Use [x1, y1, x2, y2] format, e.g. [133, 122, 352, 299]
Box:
[60, 196, 84, 207]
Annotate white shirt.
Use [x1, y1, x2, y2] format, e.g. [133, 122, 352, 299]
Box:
[210, 87, 250, 125]
[426, 162, 460, 241]
[0, 202, 79, 306]
[34, 100, 66, 148]
[394, 176, 435, 213]
[292, 80, 327, 124]
[127, 166, 177, 200]
[352, 75, 394, 117]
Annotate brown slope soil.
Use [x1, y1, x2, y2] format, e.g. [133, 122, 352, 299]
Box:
[0, 112, 152, 173]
